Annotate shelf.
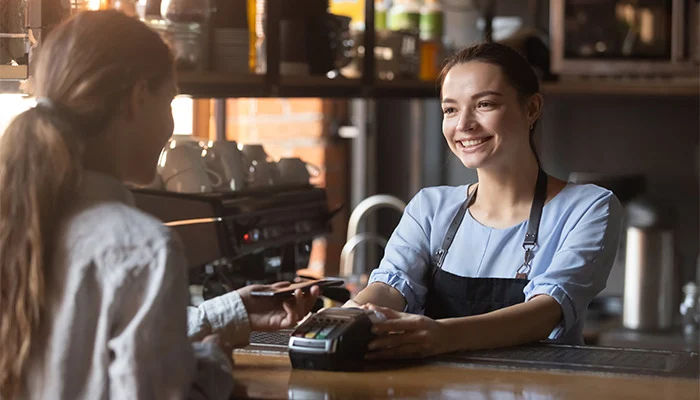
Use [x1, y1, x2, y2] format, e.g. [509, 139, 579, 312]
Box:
[177, 72, 439, 99]
[373, 79, 438, 98]
[177, 72, 267, 98]
[541, 77, 699, 96]
[177, 73, 699, 99]
[276, 76, 363, 98]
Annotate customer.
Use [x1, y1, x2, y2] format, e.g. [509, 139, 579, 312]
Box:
[0, 10, 318, 400]
[347, 43, 623, 359]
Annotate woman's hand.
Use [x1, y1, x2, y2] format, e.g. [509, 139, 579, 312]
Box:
[362, 304, 453, 360]
[342, 299, 362, 308]
[237, 282, 320, 331]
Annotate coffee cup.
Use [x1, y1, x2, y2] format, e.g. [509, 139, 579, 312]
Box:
[240, 144, 269, 163]
[204, 140, 248, 191]
[158, 141, 223, 193]
[241, 144, 279, 187]
[277, 157, 320, 185]
[247, 160, 279, 187]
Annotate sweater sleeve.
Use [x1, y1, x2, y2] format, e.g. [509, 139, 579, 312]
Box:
[105, 236, 234, 400]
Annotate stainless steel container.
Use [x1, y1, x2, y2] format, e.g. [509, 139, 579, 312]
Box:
[623, 199, 675, 331]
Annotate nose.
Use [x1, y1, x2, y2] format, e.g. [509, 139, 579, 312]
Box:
[456, 108, 477, 132]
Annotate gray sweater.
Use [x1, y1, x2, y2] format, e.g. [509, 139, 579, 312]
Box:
[22, 171, 251, 399]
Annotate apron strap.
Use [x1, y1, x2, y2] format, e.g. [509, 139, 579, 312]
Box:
[433, 170, 548, 277]
[523, 169, 548, 248]
[433, 186, 476, 268]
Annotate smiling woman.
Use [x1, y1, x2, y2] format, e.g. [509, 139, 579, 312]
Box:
[346, 42, 624, 360]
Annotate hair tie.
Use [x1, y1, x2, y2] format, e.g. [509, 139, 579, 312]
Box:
[35, 97, 56, 110]
[34, 97, 78, 134]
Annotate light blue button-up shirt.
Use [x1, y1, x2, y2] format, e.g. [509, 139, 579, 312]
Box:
[368, 183, 623, 344]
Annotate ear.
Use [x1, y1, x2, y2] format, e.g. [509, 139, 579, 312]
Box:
[124, 80, 149, 121]
[526, 93, 543, 127]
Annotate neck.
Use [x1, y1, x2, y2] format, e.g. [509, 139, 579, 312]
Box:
[82, 125, 124, 181]
[473, 154, 540, 213]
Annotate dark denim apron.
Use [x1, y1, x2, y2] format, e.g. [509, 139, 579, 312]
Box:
[424, 170, 548, 319]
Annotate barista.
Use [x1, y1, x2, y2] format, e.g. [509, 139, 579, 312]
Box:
[346, 43, 624, 359]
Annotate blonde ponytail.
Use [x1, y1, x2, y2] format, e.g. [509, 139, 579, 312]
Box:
[0, 10, 173, 397]
[0, 107, 83, 398]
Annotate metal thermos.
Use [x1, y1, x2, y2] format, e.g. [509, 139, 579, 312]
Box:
[623, 199, 675, 331]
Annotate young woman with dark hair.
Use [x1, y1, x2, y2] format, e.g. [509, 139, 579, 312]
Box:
[347, 42, 623, 359]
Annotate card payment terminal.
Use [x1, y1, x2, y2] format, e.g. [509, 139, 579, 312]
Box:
[288, 307, 384, 371]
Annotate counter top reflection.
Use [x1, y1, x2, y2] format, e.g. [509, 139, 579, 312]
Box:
[230, 352, 699, 400]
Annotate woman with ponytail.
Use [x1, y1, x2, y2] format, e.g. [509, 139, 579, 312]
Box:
[0, 11, 317, 399]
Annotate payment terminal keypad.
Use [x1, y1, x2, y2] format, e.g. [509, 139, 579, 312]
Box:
[288, 308, 377, 371]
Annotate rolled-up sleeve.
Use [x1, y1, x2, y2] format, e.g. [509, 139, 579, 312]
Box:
[368, 191, 432, 313]
[187, 290, 251, 347]
[525, 192, 624, 340]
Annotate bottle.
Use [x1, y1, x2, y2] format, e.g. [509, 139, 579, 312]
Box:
[418, 0, 443, 81]
[248, 0, 256, 72]
[419, 0, 443, 41]
[254, 0, 266, 73]
[387, 0, 420, 32]
[375, 0, 388, 31]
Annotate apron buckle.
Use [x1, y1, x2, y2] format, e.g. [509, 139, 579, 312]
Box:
[516, 248, 534, 279]
[434, 248, 447, 267]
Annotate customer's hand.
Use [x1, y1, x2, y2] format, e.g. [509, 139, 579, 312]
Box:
[361, 304, 452, 360]
[237, 282, 320, 331]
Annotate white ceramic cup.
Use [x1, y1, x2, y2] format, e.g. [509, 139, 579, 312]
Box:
[158, 144, 223, 193]
[247, 160, 278, 187]
[277, 157, 320, 185]
[204, 140, 248, 191]
[240, 144, 280, 187]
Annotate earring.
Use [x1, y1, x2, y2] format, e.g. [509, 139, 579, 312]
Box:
[529, 123, 534, 131]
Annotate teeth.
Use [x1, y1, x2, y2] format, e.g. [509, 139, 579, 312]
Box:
[460, 138, 488, 147]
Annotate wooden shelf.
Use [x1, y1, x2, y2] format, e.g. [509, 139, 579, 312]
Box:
[541, 77, 699, 96]
[178, 73, 699, 99]
[177, 72, 439, 99]
[177, 72, 267, 98]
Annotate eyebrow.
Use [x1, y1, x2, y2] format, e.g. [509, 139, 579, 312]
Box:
[441, 90, 503, 103]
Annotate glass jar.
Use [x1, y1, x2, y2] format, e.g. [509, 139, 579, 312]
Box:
[145, 19, 204, 71]
[160, 0, 210, 23]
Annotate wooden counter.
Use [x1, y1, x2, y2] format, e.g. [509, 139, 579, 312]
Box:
[230, 351, 699, 400]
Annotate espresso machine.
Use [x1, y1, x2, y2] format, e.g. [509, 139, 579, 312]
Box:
[130, 184, 333, 301]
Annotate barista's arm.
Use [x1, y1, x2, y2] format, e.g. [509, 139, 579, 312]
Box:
[344, 282, 406, 312]
[364, 294, 561, 358]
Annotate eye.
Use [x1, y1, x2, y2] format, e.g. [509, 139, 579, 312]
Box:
[477, 101, 494, 109]
[442, 107, 457, 115]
